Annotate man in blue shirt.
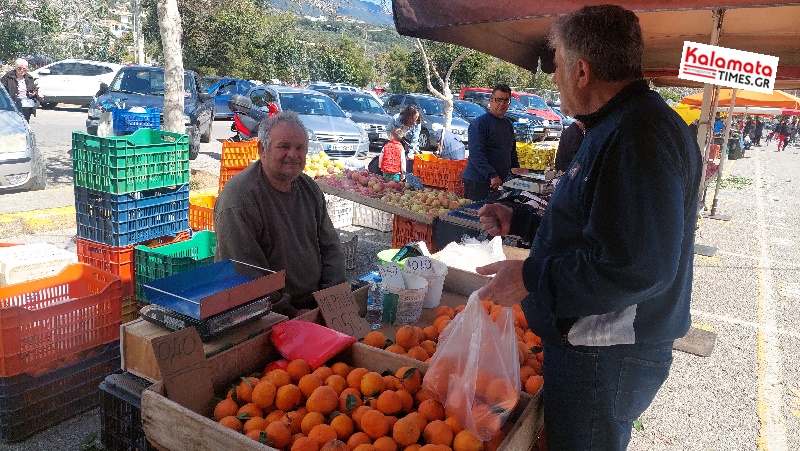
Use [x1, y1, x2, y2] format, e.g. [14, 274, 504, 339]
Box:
[713, 113, 725, 134]
[461, 84, 519, 200]
[476, 5, 701, 449]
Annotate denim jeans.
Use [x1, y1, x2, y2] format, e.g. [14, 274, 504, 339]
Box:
[541, 339, 674, 450]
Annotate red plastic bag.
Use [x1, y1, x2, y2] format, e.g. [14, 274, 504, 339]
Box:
[422, 291, 521, 441]
[270, 320, 357, 369]
[264, 359, 290, 372]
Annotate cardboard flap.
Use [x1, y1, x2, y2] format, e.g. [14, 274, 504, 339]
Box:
[151, 327, 215, 416]
[314, 282, 370, 339]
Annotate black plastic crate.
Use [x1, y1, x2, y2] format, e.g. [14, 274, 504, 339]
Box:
[100, 371, 157, 451]
[0, 341, 121, 443]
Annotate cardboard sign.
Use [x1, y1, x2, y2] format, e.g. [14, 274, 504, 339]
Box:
[405, 256, 433, 272]
[151, 327, 214, 415]
[679, 41, 778, 94]
[313, 282, 370, 339]
[379, 262, 405, 287]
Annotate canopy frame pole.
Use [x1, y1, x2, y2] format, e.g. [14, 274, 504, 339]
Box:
[708, 88, 737, 220]
[697, 9, 725, 213]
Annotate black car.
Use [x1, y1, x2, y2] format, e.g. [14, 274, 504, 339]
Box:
[382, 93, 470, 151]
[321, 90, 391, 152]
[86, 66, 213, 159]
[452, 99, 487, 123]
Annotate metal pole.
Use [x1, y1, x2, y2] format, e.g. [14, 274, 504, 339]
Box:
[708, 88, 737, 220]
[697, 9, 725, 210]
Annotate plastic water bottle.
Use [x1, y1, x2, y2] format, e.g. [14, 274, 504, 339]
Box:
[366, 276, 384, 330]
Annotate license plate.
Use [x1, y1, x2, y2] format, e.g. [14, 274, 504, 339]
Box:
[327, 144, 352, 151]
[549, 132, 559, 136]
[376, 132, 388, 139]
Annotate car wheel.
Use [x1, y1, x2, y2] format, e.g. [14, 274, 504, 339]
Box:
[87, 126, 98, 135]
[190, 137, 200, 160]
[200, 120, 211, 143]
[28, 150, 47, 191]
[419, 129, 431, 150]
[41, 102, 57, 109]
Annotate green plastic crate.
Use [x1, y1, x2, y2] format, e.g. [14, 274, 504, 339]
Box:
[72, 129, 190, 195]
[134, 230, 217, 301]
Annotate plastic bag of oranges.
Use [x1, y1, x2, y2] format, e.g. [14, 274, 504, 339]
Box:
[421, 291, 521, 441]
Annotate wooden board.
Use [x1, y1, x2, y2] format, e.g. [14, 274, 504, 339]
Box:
[673, 326, 717, 357]
[141, 340, 542, 451]
[317, 180, 437, 225]
[121, 313, 287, 382]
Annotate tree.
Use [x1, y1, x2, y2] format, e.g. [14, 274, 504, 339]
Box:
[157, 0, 184, 134]
[415, 38, 471, 131]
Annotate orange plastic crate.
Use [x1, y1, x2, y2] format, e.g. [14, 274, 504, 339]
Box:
[122, 296, 148, 323]
[218, 167, 244, 193]
[75, 232, 190, 298]
[0, 263, 122, 377]
[413, 154, 467, 194]
[189, 195, 216, 231]
[391, 216, 436, 252]
[220, 139, 259, 169]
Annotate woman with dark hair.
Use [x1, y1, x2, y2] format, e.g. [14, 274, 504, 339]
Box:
[390, 105, 422, 172]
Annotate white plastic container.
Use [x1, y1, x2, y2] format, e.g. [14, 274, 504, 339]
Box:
[381, 272, 428, 325]
[402, 258, 448, 308]
[0, 243, 77, 286]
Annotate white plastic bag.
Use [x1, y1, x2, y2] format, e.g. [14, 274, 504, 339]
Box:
[434, 236, 505, 273]
[422, 291, 520, 441]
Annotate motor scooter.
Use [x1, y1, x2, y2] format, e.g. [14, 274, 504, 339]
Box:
[228, 94, 279, 141]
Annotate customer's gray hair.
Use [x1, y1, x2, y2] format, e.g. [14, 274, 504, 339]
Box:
[14, 58, 28, 68]
[549, 4, 644, 82]
[258, 110, 309, 151]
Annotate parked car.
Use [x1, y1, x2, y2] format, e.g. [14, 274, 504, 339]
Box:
[551, 106, 576, 127]
[382, 93, 470, 151]
[29, 59, 123, 108]
[511, 91, 563, 136]
[244, 85, 370, 158]
[203, 78, 257, 120]
[85, 65, 213, 159]
[199, 75, 223, 92]
[321, 90, 391, 152]
[452, 99, 487, 123]
[0, 84, 45, 191]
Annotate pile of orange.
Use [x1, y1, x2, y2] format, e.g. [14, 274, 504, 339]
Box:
[362, 303, 544, 398]
[212, 358, 509, 450]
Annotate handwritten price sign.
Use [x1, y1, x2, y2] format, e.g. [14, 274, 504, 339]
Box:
[379, 262, 404, 287]
[151, 327, 213, 414]
[314, 282, 370, 339]
[405, 256, 433, 272]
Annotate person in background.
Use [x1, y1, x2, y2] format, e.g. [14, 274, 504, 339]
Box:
[214, 111, 346, 317]
[476, 5, 701, 449]
[554, 120, 584, 173]
[753, 118, 764, 146]
[777, 120, 789, 151]
[461, 83, 520, 200]
[713, 113, 725, 135]
[1, 58, 38, 122]
[390, 105, 422, 173]
[379, 126, 406, 181]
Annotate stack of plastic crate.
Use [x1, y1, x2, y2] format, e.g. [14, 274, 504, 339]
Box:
[72, 128, 192, 322]
[0, 243, 77, 286]
[0, 264, 123, 442]
[218, 138, 259, 193]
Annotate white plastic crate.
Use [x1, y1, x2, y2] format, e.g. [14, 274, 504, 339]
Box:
[325, 194, 354, 229]
[0, 243, 78, 286]
[352, 203, 394, 232]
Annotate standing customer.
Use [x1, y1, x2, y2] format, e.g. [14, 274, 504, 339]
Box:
[461, 83, 519, 200]
[1, 58, 38, 122]
[753, 118, 764, 146]
[475, 5, 702, 449]
[390, 105, 422, 173]
[214, 111, 346, 317]
[553, 120, 584, 173]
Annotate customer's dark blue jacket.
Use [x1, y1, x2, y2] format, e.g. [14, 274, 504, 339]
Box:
[462, 112, 518, 183]
[511, 80, 702, 346]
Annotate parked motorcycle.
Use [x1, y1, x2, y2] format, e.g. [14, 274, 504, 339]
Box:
[227, 94, 279, 141]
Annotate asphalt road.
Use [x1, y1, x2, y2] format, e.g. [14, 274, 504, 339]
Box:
[1, 112, 799, 449]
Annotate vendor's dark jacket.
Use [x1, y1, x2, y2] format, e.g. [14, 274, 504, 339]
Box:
[1, 70, 37, 101]
[510, 80, 702, 346]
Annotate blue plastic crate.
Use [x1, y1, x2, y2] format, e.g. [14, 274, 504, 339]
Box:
[75, 185, 190, 247]
[112, 107, 161, 134]
[0, 341, 120, 443]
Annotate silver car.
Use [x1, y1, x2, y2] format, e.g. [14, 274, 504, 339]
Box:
[0, 85, 45, 191]
[245, 85, 369, 158]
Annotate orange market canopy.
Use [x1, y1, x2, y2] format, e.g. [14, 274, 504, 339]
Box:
[391, 1, 800, 89]
[681, 88, 800, 108]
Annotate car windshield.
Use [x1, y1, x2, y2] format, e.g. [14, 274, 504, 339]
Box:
[0, 86, 15, 111]
[280, 93, 345, 117]
[111, 70, 195, 97]
[199, 76, 222, 93]
[417, 98, 444, 116]
[455, 101, 485, 118]
[335, 94, 385, 114]
[517, 94, 550, 110]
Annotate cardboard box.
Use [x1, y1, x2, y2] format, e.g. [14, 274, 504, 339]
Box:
[434, 245, 528, 297]
[141, 340, 542, 451]
[121, 313, 287, 382]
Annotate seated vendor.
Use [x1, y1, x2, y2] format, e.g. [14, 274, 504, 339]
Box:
[214, 111, 347, 317]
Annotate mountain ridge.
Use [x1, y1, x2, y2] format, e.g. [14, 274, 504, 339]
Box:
[271, 0, 394, 26]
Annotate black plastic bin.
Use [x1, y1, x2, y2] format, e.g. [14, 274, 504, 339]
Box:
[99, 371, 158, 451]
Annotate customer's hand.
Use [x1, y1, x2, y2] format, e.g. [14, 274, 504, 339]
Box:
[478, 203, 512, 237]
[476, 260, 528, 307]
[490, 176, 503, 189]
